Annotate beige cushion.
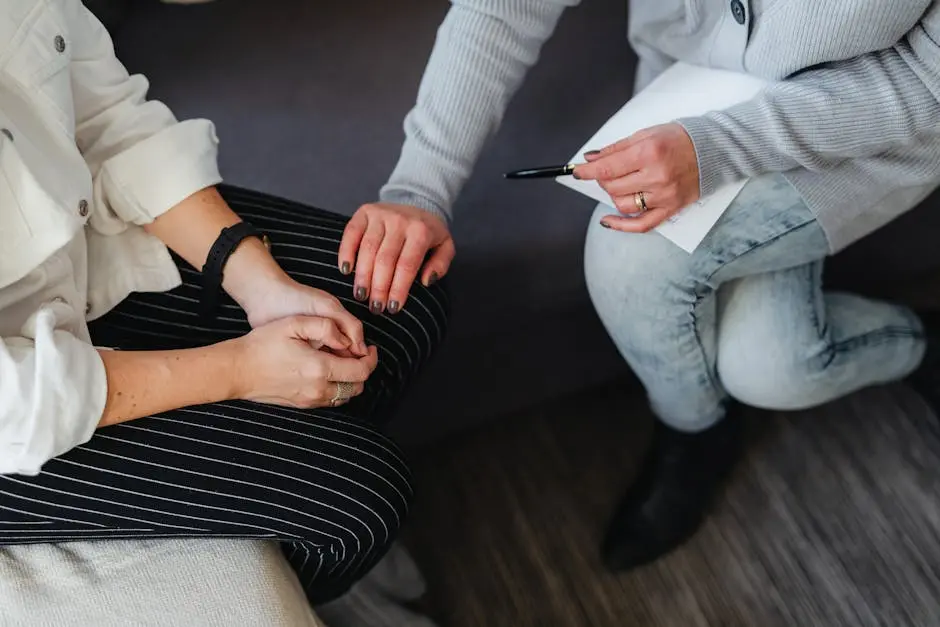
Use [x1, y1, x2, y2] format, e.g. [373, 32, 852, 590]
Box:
[0, 539, 324, 626]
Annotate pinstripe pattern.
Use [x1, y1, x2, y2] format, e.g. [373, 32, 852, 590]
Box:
[0, 185, 449, 604]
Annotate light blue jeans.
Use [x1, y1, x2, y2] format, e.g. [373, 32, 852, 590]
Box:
[584, 174, 926, 432]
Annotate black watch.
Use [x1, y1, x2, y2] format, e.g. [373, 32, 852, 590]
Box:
[200, 221, 270, 322]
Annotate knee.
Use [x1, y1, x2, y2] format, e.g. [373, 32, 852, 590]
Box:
[279, 422, 413, 560]
[583, 204, 692, 322]
[717, 323, 826, 411]
[336, 429, 413, 555]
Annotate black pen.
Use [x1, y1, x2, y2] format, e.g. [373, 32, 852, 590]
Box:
[504, 163, 579, 179]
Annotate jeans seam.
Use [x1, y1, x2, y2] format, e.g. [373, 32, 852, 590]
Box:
[829, 326, 924, 356]
[690, 216, 820, 402]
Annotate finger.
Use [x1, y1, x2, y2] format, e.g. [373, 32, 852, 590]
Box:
[574, 146, 643, 182]
[328, 306, 367, 355]
[599, 170, 653, 198]
[292, 316, 349, 352]
[420, 237, 455, 287]
[608, 189, 664, 216]
[600, 208, 672, 233]
[321, 351, 375, 384]
[386, 230, 431, 313]
[353, 221, 386, 303]
[368, 227, 407, 315]
[339, 211, 368, 276]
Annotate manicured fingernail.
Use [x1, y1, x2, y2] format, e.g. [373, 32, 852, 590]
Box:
[355, 286, 367, 301]
[370, 300, 384, 314]
[388, 300, 400, 314]
[428, 272, 439, 286]
[340, 262, 351, 275]
[600, 221, 612, 229]
[584, 150, 601, 157]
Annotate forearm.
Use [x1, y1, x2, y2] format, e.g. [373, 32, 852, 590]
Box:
[142, 186, 287, 309]
[678, 43, 940, 197]
[96, 341, 241, 428]
[379, 0, 576, 218]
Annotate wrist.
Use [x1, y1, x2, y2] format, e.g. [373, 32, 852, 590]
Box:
[218, 336, 251, 401]
[221, 236, 290, 314]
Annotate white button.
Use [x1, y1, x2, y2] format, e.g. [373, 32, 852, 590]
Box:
[52, 296, 66, 304]
[78, 199, 89, 217]
[54, 35, 66, 53]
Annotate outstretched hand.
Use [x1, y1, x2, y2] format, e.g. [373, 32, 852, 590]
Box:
[338, 202, 454, 314]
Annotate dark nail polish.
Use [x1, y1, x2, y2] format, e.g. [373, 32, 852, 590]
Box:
[340, 262, 350, 275]
[584, 150, 601, 157]
[388, 300, 400, 314]
[428, 272, 439, 286]
[355, 286, 367, 301]
[601, 221, 612, 229]
[370, 300, 384, 314]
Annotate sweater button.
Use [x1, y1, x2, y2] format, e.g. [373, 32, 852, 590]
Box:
[78, 199, 89, 217]
[730, 0, 746, 24]
[54, 35, 66, 54]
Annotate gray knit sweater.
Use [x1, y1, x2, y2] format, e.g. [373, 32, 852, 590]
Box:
[379, 0, 940, 252]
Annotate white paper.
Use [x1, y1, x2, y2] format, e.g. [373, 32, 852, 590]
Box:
[556, 62, 768, 252]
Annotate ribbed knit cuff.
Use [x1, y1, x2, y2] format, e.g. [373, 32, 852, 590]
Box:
[675, 115, 743, 199]
[378, 188, 452, 225]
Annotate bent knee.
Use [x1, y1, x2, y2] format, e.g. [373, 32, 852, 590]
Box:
[717, 330, 828, 411]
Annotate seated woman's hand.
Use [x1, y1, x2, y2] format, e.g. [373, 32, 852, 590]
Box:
[574, 123, 700, 233]
[239, 276, 369, 357]
[231, 315, 379, 409]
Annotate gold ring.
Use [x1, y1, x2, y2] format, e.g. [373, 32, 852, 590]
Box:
[633, 191, 648, 212]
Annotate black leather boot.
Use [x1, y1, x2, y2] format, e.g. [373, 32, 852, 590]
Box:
[601, 407, 744, 572]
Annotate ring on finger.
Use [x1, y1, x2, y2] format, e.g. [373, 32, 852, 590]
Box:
[330, 381, 357, 407]
[633, 191, 648, 213]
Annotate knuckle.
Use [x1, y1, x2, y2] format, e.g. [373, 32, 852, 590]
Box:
[373, 254, 399, 274]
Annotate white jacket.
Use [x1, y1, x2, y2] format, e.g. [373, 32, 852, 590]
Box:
[0, 0, 222, 475]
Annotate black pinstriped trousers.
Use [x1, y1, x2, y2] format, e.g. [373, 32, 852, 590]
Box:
[0, 186, 449, 604]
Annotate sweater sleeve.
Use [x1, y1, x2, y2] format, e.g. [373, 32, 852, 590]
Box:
[676, 5, 940, 198]
[379, 0, 580, 222]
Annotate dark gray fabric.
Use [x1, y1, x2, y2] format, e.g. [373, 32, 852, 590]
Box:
[113, 0, 940, 440]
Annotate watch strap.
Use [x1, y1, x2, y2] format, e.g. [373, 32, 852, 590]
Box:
[200, 221, 263, 322]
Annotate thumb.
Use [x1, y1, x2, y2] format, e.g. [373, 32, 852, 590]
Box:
[421, 238, 456, 287]
[290, 316, 350, 352]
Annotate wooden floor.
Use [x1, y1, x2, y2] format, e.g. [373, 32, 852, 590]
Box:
[403, 381, 940, 627]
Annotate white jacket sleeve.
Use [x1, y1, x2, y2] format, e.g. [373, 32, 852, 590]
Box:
[0, 307, 107, 476]
[64, 0, 222, 226]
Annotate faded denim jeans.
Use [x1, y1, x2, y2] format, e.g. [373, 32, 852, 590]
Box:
[584, 174, 926, 432]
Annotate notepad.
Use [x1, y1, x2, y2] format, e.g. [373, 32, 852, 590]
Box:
[556, 62, 768, 252]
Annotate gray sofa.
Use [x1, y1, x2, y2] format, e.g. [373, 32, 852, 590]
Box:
[5, 0, 940, 624]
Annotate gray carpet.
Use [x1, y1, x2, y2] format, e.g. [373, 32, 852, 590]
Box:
[404, 382, 940, 626]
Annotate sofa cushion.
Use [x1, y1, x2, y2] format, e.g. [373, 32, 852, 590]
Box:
[0, 539, 323, 626]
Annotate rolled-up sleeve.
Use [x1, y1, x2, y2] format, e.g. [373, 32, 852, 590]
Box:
[0, 309, 107, 476]
[65, 0, 222, 225]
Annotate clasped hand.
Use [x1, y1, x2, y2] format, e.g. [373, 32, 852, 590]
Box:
[232, 274, 377, 409]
